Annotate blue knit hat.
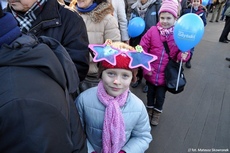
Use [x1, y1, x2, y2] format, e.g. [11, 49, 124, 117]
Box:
[0, 4, 21, 47]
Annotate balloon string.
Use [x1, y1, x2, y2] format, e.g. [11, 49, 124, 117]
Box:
[190, 3, 193, 13]
[176, 59, 183, 91]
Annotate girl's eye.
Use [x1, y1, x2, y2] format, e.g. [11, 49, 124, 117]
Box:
[107, 72, 115, 77]
[122, 74, 130, 79]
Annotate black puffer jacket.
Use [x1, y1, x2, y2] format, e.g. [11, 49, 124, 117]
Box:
[6, 0, 90, 81]
[0, 35, 87, 153]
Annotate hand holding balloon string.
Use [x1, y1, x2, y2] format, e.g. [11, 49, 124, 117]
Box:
[181, 52, 189, 60]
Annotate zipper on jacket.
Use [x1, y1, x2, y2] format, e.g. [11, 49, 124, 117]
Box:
[155, 49, 165, 85]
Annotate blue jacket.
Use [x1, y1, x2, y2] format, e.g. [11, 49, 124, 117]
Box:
[182, 6, 207, 26]
[75, 87, 152, 153]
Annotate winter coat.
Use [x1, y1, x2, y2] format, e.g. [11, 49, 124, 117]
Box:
[0, 35, 87, 153]
[140, 26, 190, 86]
[224, 5, 230, 16]
[110, 0, 130, 41]
[76, 87, 152, 153]
[76, 2, 121, 76]
[129, 0, 161, 46]
[6, 0, 90, 81]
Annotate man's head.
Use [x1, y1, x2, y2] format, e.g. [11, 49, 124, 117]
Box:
[7, 0, 37, 12]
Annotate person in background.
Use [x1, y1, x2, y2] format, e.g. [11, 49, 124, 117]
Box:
[6, 0, 89, 82]
[179, 0, 188, 16]
[220, 0, 230, 20]
[140, 0, 190, 126]
[0, 4, 87, 152]
[75, 41, 152, 153]
[126, 0, 137, 19]
[69, 0, 121, 92]
[129, 0, 161, 93]
[206, 0, 213, 17]
[219, 4, 230, 43]
[209, 0, 226, 22]
[182, 0, 207, 68]
[110, 0, 130, 43]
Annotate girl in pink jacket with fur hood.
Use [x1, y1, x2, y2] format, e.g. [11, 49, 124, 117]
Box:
[140, 0, 190, 126]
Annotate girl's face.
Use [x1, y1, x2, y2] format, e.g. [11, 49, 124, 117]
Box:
[159, 12, 177, 29]
[7, 0, 37, 12]
[192, 0, 201, 8]
[101, 68, 132, 97]
[77, 0, 94, 8]
[141, 0, 148, 4]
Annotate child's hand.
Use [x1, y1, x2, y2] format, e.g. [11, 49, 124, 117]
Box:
[147, 71, 152, 76]
[181, 52, 189, 60]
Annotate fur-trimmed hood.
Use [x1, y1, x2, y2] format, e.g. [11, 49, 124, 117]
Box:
[78, 2, 114, 23]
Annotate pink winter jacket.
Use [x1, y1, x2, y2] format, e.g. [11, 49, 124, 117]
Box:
[140, 26, 190, 86]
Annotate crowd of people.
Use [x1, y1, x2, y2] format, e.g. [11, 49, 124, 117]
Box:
[0, 0, 229, 152]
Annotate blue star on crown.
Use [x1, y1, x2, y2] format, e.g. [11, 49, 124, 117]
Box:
[88, 41, 157, 71]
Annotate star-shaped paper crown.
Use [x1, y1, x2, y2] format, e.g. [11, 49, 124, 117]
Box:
[88, 39, 157, 71]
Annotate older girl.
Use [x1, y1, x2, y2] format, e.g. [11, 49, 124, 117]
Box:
[140, 0, 190, 126]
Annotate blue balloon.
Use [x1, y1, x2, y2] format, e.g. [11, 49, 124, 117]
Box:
[173, 13, 204, 52]
[202, 0, 209, 6]
[128, 17, 145, 38]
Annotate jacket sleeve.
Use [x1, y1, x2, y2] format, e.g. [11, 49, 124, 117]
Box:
[63, 12, 90, 81]
[201, 11, 207, 26]
[177, 51, 191, 62]
[121, 104, 152, 153]
[140, 28, 155, 76]
[115, 0, 129, 41]
[140, 28, 152, 54]
[69, 97, 88, 153]
[75, 94, 95, 153]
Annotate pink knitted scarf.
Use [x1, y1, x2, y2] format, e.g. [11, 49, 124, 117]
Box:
[97, 81, 127, 153]
[157, 22, 174, 37]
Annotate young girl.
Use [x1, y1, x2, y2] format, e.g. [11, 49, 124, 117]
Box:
[75, 41, 153, 153]
[140, 0, 190, 126]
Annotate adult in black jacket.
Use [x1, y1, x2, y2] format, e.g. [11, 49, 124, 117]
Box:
[6, 0, 89, 81]
[0, 7, 87, 153]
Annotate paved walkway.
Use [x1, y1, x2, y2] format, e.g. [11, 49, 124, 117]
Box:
[131, 15, 230, 153]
